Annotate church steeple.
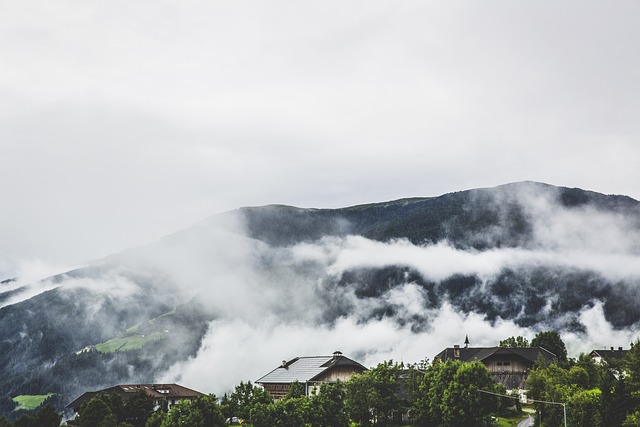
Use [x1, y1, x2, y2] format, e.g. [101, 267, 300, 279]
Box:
[464, 335, 470, 348]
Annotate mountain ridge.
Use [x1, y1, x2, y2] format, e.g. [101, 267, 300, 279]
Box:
[1, 181, 640, 417]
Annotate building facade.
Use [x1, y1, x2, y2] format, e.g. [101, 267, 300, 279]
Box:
[256, 351, 367, 399]
[66, 383, 205, 416]
[434, 345, 556, 389]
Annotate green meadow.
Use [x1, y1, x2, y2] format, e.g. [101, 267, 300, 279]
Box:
[95, 331, 166, 353]
[12, 393, 56, 411]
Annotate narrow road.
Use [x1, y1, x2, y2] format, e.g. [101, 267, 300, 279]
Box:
[518, 414, 534, 427]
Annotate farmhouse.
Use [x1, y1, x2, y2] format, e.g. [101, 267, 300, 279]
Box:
[434, 343, 556, 389]
[590, 347, 628, 365]
[256, 351, 367, 399]
[66, 383, 205, 415]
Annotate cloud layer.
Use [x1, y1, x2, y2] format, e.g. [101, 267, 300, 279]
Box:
[154, 187, 640, 394]
[4, 183, 640, 397]
[2, 1, 640, 274]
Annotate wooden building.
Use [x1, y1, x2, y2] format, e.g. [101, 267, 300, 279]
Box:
[590, 347, 628, 365]
[256, 351, 367, 399]
[434, 344, 556, 389]
[66, 383, 205, 416]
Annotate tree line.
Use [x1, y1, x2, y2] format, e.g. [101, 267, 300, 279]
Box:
[4, 332, 640, 426]
[0, 360, 505, 427]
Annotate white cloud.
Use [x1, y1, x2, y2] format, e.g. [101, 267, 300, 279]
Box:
[162, 302, 533, 395]
[563, 303, 639, 356]
[0, 259, 73, 308]
[153, 201, 640, 393]
[2, 0, 640, 398]
[1, 1, 640, 269]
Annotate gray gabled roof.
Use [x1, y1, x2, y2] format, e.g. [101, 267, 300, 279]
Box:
[256, 354, 366, 384]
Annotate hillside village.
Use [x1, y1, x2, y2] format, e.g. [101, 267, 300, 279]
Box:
[4, 331, 640, 427]
[3, 183, 640, 427]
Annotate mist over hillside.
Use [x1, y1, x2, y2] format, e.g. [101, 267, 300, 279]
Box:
[1, 181, 640, 415]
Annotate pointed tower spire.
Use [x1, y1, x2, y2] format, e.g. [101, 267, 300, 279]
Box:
[464, 335, 470, 348]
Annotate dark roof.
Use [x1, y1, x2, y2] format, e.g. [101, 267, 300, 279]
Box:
[256, 353, 366, 384]
[590, 349, 629, 361]
[434, 347, 556, 364]
[66, 383, 205, 409]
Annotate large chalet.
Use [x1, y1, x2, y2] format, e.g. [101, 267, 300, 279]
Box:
[434, 339, 556, 389]
[66, 383, 205, 415]
[256, 351, 367, 399]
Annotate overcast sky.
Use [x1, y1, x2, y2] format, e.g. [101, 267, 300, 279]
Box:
[1, 0, 639, 276]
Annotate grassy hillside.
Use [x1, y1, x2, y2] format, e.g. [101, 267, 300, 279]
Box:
[95, 309, 176, 353]
[126, 309, 176, 335]
[12, 394, 56, 411]
[95, 331, 167, 353]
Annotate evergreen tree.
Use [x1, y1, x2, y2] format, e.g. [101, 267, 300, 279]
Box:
[79, 395, 114, 427]
[33, 404, 63, 427]
[122, 392, 154, 427]
[12, 414, 35, 427]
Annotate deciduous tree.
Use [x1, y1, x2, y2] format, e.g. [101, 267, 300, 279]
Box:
[79, 395, 114, 427]
[221, 381, 271, 421]
[345, 373, 375, 427]
[159, 395, 224, 427]
[499, 336, 530, 348]
[441, 361, 498, 427]
[569, 388, 602, 427]
[309, 382, 349, 427]
[345, 360, 403, 426]
[531, 331, 567, 363]
[413, 359, 461, 426]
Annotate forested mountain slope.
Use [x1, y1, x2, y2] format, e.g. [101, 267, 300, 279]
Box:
[1, 181, 639, 417]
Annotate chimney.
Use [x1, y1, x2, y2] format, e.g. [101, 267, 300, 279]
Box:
[333, 351, 343, 359]
[281, 360, 287, 368]
[611, 347, 614, 351]
[619, 347, 623, 351]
